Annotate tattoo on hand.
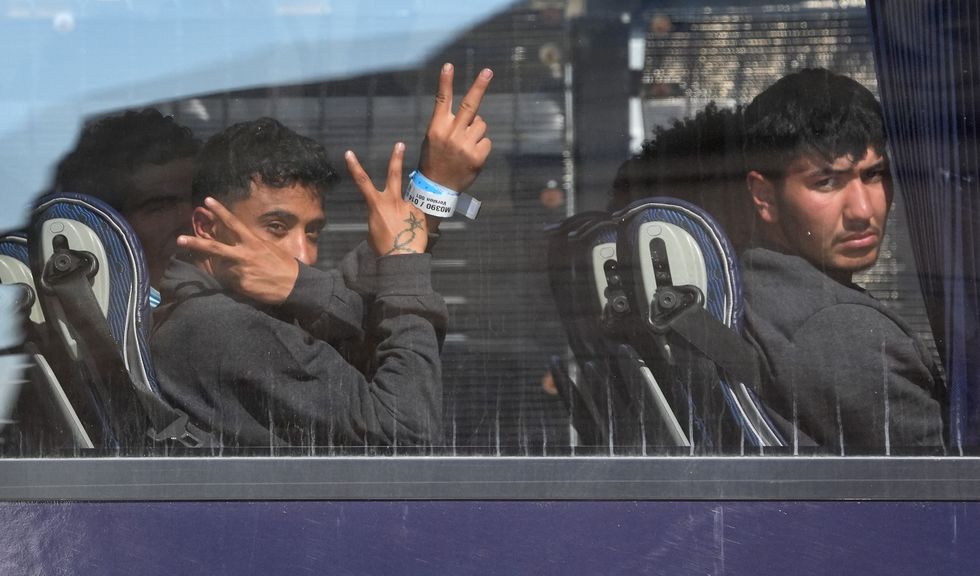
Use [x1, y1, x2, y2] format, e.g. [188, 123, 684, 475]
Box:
[385, 212, 424, 255]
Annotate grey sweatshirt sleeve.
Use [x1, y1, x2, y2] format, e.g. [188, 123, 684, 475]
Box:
[338, 240, 382, 298]
[279, 263, 365, 342]
[258, 253, 445, 447]
[153, 253, 446, 449]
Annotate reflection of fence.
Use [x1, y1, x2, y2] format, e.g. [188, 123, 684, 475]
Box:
[642, 3, 878, 105]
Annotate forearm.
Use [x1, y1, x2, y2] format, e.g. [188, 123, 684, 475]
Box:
[279, 262, 364, 342]
[229, 307, 444, 448]
[289, 254, 446, 446]
[356, 253, 447, 442]
[353, 301, 446, 445]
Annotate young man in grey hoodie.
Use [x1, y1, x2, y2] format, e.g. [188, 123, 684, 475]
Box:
[151, 65, 492, 450]
[740, 68, 946, 453]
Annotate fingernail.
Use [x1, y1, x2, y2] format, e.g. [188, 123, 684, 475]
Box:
[442, 62, 453, 74]
[177, 236, 188, 246]
[481, 68, 493, 79]
[204, 197, 214, 206]
[345, 150, 354, 160]
[395, 142, 405, 153]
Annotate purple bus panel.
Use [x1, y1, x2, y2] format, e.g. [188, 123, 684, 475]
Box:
[2, 500, 978, 575]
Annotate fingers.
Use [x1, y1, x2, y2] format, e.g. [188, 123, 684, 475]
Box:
[202, 197, 246, 241]
[176, 234, 238, 260]
[454, 68, 493, 128]
[345, 149, 378, 205]
[385, 142, 405, 193]
[431, 62, 454, 121]
[476, 137, 492, 160]
[466, 115, 488, 143]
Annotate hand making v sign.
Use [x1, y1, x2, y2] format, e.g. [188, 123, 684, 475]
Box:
[345, 63, 494, 256]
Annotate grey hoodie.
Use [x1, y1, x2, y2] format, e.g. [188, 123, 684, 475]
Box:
[150, 243, 446, 450]
[741, 247, 946, 453]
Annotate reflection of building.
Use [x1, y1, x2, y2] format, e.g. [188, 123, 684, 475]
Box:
[140, 0, 934, 452]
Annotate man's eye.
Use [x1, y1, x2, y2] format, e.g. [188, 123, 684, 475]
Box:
[306, 231, 321, 242]
[813, 178, 836, 190]
[266, 222, 287, 236]
[864, 169, 886, 183]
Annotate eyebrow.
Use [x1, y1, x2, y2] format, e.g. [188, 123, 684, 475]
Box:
[863, 158, 888, 171]
[802, 157, 887, 178]
[258, 209, 299, 225]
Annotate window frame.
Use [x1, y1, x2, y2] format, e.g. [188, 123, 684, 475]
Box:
[2, 457, 978, 501]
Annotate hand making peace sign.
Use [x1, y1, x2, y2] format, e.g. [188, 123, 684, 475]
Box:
[345, 64, 494, 257]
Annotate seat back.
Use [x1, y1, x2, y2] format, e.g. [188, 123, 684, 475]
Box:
[0, 232, 44, 331]
[566, 215, 658, 450]
[30, 193, 214, 452]
[0, 283, 28, 442]
[0, 231, 94, 453]
[612, 197, 787, 450]
[548, 208, 719, 453]
[545, 212, 612, 447]
[548, 197, 792, 453]
[0, 233, 33, 434]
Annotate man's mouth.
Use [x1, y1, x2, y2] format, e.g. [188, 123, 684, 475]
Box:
[838, 231, 880, 250]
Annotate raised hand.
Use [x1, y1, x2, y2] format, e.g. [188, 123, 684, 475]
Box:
[177, 196, 300, 305]
[346, 143, 428, 257]
[419, 63, 493, 193]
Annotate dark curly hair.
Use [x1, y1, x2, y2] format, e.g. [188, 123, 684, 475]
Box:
[50, 108, 200, 210]
[743, 68, 886, 181]
[192, 117, 338, 207]
[608, 102, 754, 251]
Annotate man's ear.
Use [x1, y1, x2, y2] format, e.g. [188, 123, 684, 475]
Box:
[747, 171, 778, 225]
[191, 206, 218, 240]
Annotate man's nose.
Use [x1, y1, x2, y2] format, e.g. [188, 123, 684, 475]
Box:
[290, 233, 317, 266]
[843, 179, 876, 225]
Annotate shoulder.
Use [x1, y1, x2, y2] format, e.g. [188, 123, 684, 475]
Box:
[152, 271, 283, 357]
[795, 303, 915, 352]
[751, 290, 934, 389]
[741, 248, 848, 338]
[740, 247, 880, 333]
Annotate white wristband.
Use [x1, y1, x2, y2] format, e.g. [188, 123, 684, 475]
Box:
[404, 171, 482, 220]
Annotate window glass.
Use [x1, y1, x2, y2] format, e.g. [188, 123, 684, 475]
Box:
[0, 0, 973, 458]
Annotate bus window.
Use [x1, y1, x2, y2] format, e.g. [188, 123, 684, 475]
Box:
[0, 0, 975, 459]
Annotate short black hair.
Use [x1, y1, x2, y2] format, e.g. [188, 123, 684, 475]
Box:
[192, 117, 338, 207]
[50, 108, 200, 210]
[743, 68, 886, 180]
[609, 102, 755, 251]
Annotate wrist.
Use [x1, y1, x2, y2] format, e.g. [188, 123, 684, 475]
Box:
[383, 247, 422, 256]
[404, 170, 481, 220]
[416, 167, 457, 192]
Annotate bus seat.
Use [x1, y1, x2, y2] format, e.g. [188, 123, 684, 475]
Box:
[29, 193, 215, 453]
[611, 197, 791, 451]
[547, 210, 689, 453]
[547, 198, 800, 453]
[0, 283, 29, 444]
[0, 231, 94, 454]
[546, 212, 620, 450]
